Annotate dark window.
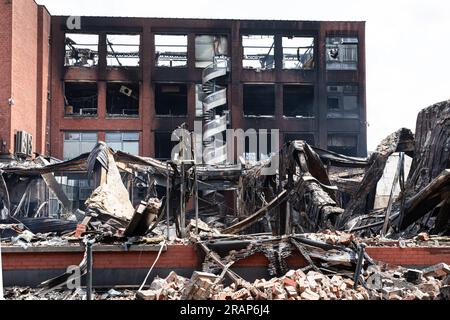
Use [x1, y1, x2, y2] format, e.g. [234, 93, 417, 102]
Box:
[155, 84, 188, 116]
[106, 83, 139, 117]
[155, 132, 178, 160]
[243, 85, 275, 116]
[284, 133, 315, 146]
[64, 82, 98, 116]
[327, 97, 340, 110]
[327, 85, 359, 119]
[328, 135, 358, 156]
[283, 85, 315, 118]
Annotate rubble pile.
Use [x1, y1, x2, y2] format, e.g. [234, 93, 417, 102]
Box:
[1, 100, 450, 301]
[137, 263, 450, 301]
[4, 287, 136, 301]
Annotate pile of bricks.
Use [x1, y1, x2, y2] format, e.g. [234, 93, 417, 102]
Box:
[137, 263, 450, 300]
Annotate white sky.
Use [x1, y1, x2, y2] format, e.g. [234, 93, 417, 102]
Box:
[36, 0, 450, 151]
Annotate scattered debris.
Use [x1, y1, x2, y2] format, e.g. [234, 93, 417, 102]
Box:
[1, 100, 450, 300]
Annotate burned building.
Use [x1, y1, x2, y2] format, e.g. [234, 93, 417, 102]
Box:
[0, 0, 367, 162]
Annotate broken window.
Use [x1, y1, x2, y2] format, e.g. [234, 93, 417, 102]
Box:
[282, 36, 314, 70]
[155, 132, 178, 160]
[327, 134, 358, 157]
[106, 83, 140, 117]
[155, 35, 188, 67]
[283, 85, 315, 118]
[106, 34, 140, 67]
[155, 83, 188, 116]
[65, 33, 99, 67]
[105, 132, 140, 155]
[195, 35, 228, 68]
[63, 132, 98, 160]
[326, 37, 358, 70]
[284, 133, 315, 146]
[242, 35, 275, 70]
[243, 85, 275, 117]
[51, 173, 94, 212]
[327, 85, 359, 119]
[64, 82, 98, 116]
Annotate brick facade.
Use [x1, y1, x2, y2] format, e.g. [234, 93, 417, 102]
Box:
[0, 0, 50, 157]
[0, 0, 367, 160]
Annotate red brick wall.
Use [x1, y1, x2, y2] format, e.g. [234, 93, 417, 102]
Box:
[36, 6, 51, 155]
[0, 1, 12, 154]
[10, 0, 39, 154]
[3, 245, 450, 271]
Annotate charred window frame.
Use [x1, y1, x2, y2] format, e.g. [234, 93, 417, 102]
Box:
[326, 37, 358, 70]
[106, 82, 140, 117]
[155, 83, 188, 116]
[283, 85, 315, 118]
[63, 132, 98, 160]
[105, 132, 140, 155]
[327, 134, 358, 157]
[243, 84, 275, 117]
[65, 33, 99, 67]
[282, 36, 315, 70]
[64, 82, 98, 117]
[155, 34, 188, 68]
[284, 133, 315, 146]
[242, 35, 275, 70]
[155, 132, 178, 160]
[195, 35, 228, 69]
[106, 34, 140, 67]
[327, 85, 359, 119]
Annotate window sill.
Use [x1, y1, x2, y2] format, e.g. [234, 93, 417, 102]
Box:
[244, 115, 276, 119]
[155, 66, 188, 69]
[64, 66, 98, 69]
[106, 115, 140, 119]
[64, 115, 98, 119]
[242, 68, 275, 72]
[155, 115, 188, 118]
[283, 116, 315, 119]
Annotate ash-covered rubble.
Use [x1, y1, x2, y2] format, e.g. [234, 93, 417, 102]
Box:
[1, 100, 450, 300]
[137, 263, 450, 301]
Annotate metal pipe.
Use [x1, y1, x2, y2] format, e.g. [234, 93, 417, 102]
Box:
[180, 162, 186, 238]
[86, 241, 93, 300]
[194, 166, 199, 235]
[353, 243, 366, 290]
[0, 235, 4, 300]
[166, 162, 171, 241]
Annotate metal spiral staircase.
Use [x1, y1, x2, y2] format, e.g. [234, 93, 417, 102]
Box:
[201, 58, 230, 165]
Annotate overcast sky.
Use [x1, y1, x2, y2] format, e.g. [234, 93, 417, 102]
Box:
[36, 0, 450, 151]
